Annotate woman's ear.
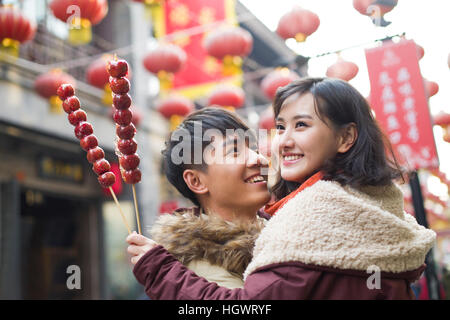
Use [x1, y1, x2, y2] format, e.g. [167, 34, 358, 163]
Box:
[337, 123, 358, 154]
[183, 169, 209, 195]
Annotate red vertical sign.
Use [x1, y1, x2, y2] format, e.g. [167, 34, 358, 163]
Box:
[365, 40, 439, 170]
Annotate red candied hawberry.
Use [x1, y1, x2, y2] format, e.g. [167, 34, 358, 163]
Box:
[117, 138, 137, 155]
[68, 109, 87, 126]
[74, 122, 93, 140]
[98, 171, 116, 188]
[109, 77, 130, 94]
[116, 124, 136, 139]
[80, 135, 98, 151]
[62, 96, 80, 114]
[93, 158, 111, 175]
[87, 147, 105, 163]
[119, 154, 140, 171]
[113, 109, 133, 126]
[112, 93, 132, 110]
[123, 168, 141, 184]
[107, 59, 129, 78]
[57, 84, 75, 101]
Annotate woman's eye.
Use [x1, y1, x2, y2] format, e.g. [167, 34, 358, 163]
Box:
[296, 121, 307, 128]
[275, 124, 284, 131]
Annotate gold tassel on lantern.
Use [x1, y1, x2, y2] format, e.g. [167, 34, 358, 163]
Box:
[68, 17, 92, 46]
[49, 95, 63, 114]
[222, 55, 242, 77]
[158, 71, 174, 91]
[143, 0, 163, 22]
[169, 115, 184, 131]
[102, 83, 113, 106]
[0, 38, 20, 60]
[294, 32, 306, 42]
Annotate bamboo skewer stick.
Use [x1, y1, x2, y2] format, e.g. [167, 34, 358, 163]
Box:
[109, 187, 131, 235]
[132, 184, 142, 235]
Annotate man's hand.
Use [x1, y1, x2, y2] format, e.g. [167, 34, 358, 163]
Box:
[126, 232, 158, 265]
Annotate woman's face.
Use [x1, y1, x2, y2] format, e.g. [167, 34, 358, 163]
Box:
[200, 133, 271, 212]
[273, 93, 341, 185]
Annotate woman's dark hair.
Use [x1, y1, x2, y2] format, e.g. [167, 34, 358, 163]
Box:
[271, 77, 405, 200]
[162, 107, 252, 206]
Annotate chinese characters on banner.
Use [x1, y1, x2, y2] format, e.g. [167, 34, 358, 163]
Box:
[365, 40, 439, 170]
[153, 0, 240, 99]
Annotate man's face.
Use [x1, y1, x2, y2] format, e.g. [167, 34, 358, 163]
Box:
[199, 132, 271, 213]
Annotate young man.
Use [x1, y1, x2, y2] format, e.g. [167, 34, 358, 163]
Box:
[128, 107, 271, 289]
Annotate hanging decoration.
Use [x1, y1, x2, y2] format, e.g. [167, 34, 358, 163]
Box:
[151, 0, 242, 99]
[49, 0, 108, 46]
[203, 26, 253, 76]
[424, 79, 439, 98]
[326, 57, 359, 81]
[433, 112, 450, 143]
[34, 69, 76, 113]
[207, 85, 245, 111]
[87, 54, 132, 106]
[276, 6, 320, 42]
[143, 43, 187, 90]
[261, 68, 300, 101]
[0, 6, 36, 58]
[156, 95, 195, 131]
[353, 0, 398, 27]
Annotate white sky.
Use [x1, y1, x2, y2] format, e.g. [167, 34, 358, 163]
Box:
[241, 0, 450, 197]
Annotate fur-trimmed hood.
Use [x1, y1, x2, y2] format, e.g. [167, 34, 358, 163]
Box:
[244, 180, 436, 279]
[150, 208, 266, 277]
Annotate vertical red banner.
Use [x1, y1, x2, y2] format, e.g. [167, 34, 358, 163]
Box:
[153, 0, 239, 98]
[365, 40, 439, 170]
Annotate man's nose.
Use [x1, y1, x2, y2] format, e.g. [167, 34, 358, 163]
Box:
[247, 149, 269, 167]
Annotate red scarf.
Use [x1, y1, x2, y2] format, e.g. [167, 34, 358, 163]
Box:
[265, 171, 324, 216]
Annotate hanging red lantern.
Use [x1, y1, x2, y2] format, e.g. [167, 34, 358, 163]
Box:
[49, 0, 108, 46]
[143, 43, 186, 90]
[204, 26, 253, 76]
[276, 7, 320, 42]
[353, 0, 398, 26]
[34, 69, 76, 113]
[433, 112, 450, 143]
[261, 68, 300, 101]
[259, 108, 275, 131]
[156, 95, 194, 131]
[326, 58, 359, 82]
[207, 85, 245, 111]
[0, 6, 36, 58]
[87, 54, 132, 106]
[424, 80, 439, 98]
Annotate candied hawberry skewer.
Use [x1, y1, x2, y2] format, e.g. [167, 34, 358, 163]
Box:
[57, 83, 131, 235]
[108, 57, 142, 235]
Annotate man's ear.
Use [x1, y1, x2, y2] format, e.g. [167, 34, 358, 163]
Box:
[337, 123, 358, 154]
[183, 169, 209, 195]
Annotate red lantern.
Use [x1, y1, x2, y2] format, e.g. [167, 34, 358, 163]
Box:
[326, 58, 359, 82]
[143, 43, 186, 90]
[156, 95, 194, 131]
[49, 0, 108, 46]
[261, 68, 300, 101]
[204, 26, 253, 76]
[259, 108, 275, 131]
[207, 85, 245, 110]
[433, 112, 450, 143]
[424, 80, 439, 98]
[353, 0, 398, 17]
[34, 69, 76, 113]
[0, 6, 36, 58]
[86, 54, 131, 106]
[276, 7, 320, 42]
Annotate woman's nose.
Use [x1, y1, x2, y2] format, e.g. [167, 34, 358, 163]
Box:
[278, 131, 295, 150]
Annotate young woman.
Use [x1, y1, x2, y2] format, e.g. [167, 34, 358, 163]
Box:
[129, 108, 271, 289]
[127, 78, 436, 299]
